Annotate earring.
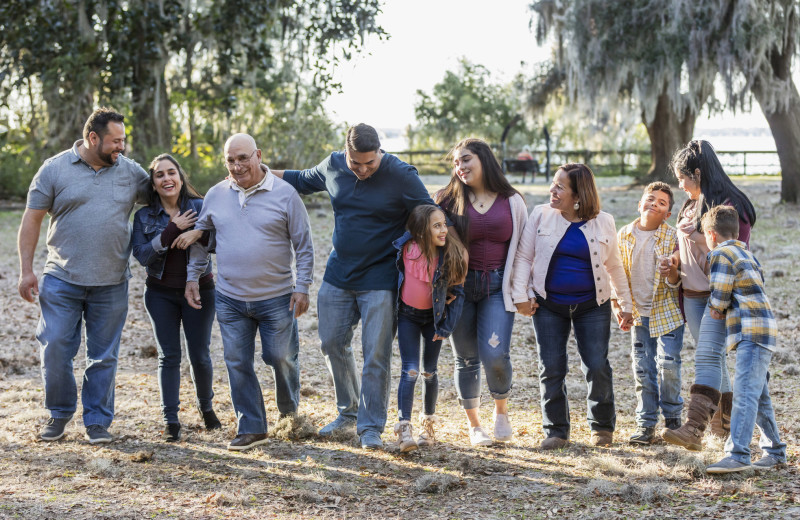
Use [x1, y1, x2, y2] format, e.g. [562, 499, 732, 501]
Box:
[573, 201, 580, 211]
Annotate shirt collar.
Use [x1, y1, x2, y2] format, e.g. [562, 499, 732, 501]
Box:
[227, 167, 274, 194]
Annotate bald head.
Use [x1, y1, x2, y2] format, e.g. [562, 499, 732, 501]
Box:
[223, 133, 263, 189]
[225, 133, 257, 154]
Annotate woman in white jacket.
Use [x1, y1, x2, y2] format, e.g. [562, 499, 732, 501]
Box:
[512, 163, 633, 449]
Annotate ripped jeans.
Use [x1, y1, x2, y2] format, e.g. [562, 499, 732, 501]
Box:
[630, 318, 684, 428]
[396, 302, 441, 421]
[450, 269, 514, 410]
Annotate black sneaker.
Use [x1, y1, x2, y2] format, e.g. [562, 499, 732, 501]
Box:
[629, 426, 657, 445]
[85, 424, 112, 444]
[664, 418, 682, 430]
[40, 417, 70, 441]
[202, 410, 222, 430]
[163, 423, 181, 442]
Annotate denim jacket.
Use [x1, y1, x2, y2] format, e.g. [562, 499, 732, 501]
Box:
[131, 197, 213, 280]
[393, 231, 465, 338]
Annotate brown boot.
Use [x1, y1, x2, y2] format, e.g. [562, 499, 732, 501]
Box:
[662, 384, 721, 451]
[709, 392, 733, 439]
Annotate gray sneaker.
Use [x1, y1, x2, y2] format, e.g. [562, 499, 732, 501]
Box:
[752, 455, 785, 470]
[85, 425, 112, 445]
[706, 456, 751, 474]
[318, 415, 357, 437]
[40, 417, 70, 441]
[360, 430, 383, 450]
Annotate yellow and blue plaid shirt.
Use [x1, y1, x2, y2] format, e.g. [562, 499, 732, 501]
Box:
[617, 219, 683, 337]
[708, 239, 776, 352]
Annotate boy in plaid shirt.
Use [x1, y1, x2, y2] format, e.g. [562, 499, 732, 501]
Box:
[701, 206, 786, 474]
[613, 182, 685, 445]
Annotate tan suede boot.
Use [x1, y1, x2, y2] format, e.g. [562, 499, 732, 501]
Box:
[662, 384, 721, 451]
[709, 392, 733, 439]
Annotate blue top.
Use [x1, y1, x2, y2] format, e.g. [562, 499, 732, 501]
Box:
[283, 151, 437, 291]
[545, 221, 595, 305]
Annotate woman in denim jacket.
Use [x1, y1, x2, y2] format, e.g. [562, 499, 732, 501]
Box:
[512, 163, 633, 450]
[131, 154, 220, 442]
[391, 205, 467, 451]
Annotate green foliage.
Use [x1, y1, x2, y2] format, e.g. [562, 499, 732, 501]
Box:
[410, 59, 537, 149]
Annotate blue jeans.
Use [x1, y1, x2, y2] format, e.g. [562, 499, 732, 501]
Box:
[143, 285, 216, 424]
[396, 302, 441, 421]
[630, 319, 684, 427]
[724, 340, 786, 464]
[532, 296, 614, 438]
[450, 269, 514, 409]
[36, 275, 128, 428]
[215, 291, 299, 435]
[684, 295, 731, 392]
[317, 281, 396, 435]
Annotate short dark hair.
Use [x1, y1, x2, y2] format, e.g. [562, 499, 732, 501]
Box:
[701, 205, 739, 240]
[559, 163, 601, 220]
[643, 181, 675, 211]
[83, 107, 125, 141]
[345, 123, 381, 153]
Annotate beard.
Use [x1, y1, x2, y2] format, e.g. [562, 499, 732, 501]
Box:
[98, 149, 118, 166]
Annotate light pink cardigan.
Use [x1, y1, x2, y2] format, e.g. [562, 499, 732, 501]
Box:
[511, 204, 632, 312]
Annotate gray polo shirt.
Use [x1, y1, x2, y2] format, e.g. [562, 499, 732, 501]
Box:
[26, 140, 150, 286]
[187, 171, 314, 302]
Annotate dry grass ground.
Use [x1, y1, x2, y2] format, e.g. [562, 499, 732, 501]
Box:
[0, 176, 798, 519]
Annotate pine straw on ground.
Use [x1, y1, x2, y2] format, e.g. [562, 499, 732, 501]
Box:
[0, 177, 798, 519]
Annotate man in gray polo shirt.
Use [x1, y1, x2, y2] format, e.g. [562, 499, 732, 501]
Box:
[185, 133, 314, 452]
[17, 108, 150, 444]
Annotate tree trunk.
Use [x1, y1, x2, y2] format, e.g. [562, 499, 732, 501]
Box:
[42, 78, 95, 155]
[642, 89, 696, 184]
[751, 66, 800, 203]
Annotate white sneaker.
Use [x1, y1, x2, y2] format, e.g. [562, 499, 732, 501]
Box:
[494, 413, 513, 442]
[469, 426, 493, 446]
[394, 421, 418, 453]
[418, 414, 440, 447]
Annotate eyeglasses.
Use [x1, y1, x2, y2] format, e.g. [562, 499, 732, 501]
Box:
[224, 149, 257, 169]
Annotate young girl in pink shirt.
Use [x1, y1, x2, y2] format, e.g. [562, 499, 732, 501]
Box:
[392, 205, 467, 452]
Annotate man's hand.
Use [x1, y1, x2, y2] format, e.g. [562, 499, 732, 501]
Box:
[432, 333, 446, 341]
[710, 309, 725, 320]
[172, 229, 203, 249]
[185, 281, 202, 309]
[289, 292, 309, 318]
[18, 271, 39, 303]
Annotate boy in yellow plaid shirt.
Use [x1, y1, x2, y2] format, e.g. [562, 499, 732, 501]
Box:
[613, 182, 685, 445]
[701, 206, 786, 474]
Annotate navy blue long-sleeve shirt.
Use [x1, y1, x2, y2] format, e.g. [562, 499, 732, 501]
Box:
[283, 151, 437, 291]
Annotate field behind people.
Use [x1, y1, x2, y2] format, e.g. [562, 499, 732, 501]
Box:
[0, 176, 798, 519]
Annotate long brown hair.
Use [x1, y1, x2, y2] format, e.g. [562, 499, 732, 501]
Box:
[434, 138, 519, 247]
[406, 205, 467, 287]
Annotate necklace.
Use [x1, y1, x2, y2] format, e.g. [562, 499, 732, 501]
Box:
[470, 192, 496, 208]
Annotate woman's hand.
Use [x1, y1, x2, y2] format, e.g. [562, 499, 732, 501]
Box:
[171, 209, 198, 230]
[515, 298, 539, 317]
[710, 309, 725, 320]
[432, 333, 446, 341]
[172, 229, 203, 249]
[618, 311, 634, 332]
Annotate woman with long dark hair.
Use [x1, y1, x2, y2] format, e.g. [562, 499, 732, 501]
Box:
[435, 138, 528, 446]
[662, 140, 757, 451]
[131, 154, 221, 442]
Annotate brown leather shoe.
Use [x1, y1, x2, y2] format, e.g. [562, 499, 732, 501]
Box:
[590, 430, 613, 447]
[227, 433, 268, 451]
[540, 436, 570, 450]
[662, 384, 721, 451]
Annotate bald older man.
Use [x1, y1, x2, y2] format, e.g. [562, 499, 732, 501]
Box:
[185, 134, 314, 451]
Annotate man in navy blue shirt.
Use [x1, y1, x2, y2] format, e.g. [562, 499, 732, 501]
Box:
[272, 124, 438, 449]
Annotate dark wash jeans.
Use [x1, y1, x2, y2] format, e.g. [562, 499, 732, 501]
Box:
[396, 302, 442, 421]
[531, 295, 615, 439]
[143, 285, 216, 425]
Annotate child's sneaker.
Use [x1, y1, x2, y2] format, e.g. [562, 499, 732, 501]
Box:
[417, 414, 440, 447]
[394, 421, 418, 453]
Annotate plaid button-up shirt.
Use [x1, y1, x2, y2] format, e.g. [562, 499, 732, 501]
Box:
[617, 219, 683, 337]
[708, 239, 776, 352]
